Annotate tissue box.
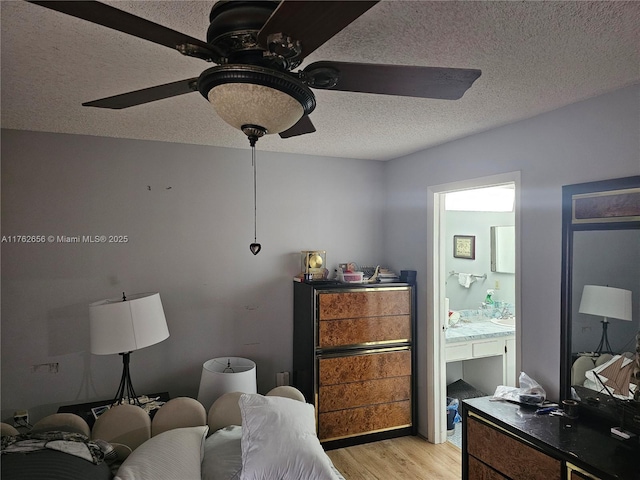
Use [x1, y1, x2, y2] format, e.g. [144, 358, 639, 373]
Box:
[342, 272, 364, 283]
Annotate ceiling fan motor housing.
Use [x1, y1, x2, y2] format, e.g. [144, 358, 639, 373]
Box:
[207, 0, 286, 68]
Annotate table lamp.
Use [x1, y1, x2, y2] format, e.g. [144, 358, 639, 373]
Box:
[197, 357, 257, 412]
[90, 292, 169, 406]
[578, 285, 632, 354]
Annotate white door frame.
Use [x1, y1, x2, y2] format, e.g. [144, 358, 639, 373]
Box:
[426, 171, 522, 444]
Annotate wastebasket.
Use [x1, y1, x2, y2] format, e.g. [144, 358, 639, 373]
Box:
[446, 397, 460, 433]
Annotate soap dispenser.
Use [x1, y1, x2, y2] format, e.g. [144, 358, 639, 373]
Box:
[485, 289, 495, 305]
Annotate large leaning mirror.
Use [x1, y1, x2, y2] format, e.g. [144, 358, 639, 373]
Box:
[560, 175, 640, 431]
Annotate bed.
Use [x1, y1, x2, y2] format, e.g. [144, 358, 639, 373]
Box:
[1, 386, 346, 480]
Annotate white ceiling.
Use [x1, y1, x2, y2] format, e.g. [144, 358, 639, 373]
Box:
[1, 1, 639, 160]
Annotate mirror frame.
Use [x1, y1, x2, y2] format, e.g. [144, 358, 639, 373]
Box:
[560, 175, 640, 401]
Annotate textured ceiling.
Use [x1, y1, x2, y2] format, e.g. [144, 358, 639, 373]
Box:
[1, 1, 639, 160]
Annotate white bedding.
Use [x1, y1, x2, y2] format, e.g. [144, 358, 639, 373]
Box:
[115, 426, 208, 480]
[240, 394, 340, 480]
[116, 426, 345, 480]
[115, 403, 346, 480]
[202, 425, 345, 480]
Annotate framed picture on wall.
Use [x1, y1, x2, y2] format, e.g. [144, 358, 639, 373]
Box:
[454, 235, 475, 259]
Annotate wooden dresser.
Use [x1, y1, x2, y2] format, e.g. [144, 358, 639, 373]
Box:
[293, 281, 416, 449]
[463, 397, 639, 480]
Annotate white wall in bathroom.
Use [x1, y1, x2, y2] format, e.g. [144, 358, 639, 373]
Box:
[445, 210, 515, 311]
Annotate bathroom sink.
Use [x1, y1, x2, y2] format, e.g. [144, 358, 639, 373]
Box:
[490, 317, 515, 327]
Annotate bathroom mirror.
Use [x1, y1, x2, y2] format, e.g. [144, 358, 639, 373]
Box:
[560, 176, 640, 403]
[490, 225, 515, 273]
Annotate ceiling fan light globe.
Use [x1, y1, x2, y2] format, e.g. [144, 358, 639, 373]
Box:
[208, 83, 304, 134]
[198, 65, 315, 136]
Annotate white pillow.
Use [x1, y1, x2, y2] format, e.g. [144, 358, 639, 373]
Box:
[239, 393, 338, 480]
[115, 425, 208, 480]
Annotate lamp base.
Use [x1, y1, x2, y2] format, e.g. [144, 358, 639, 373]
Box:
[112, 352, 141, 407]
[594, 319, 613, 355]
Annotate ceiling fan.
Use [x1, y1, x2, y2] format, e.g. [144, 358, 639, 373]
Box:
[28, 0, 482, 146]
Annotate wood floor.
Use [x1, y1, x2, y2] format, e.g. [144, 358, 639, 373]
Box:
[326, 436, 462, 480]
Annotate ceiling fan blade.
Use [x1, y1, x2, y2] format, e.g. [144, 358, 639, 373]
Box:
[304, 62, 482, 100]
[83, 78, 199, 109]
[27, 1, 217, 59]
[279, 115, 316, 138]
[258, 1, 378, 60]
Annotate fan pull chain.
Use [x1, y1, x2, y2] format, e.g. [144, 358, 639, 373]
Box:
[253, 145, 257, 242]
[249, 145, 261, 255]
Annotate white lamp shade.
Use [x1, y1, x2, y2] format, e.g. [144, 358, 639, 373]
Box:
[90, 292, 170, 355]
[197, 357, 257, 412]
[578, 285, 633, 321]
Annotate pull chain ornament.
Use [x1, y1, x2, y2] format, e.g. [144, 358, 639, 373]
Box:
[249, 140, 261, 255]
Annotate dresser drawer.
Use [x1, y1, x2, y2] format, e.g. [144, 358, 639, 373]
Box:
[569, 471, 593, 480]
[319, 376, 411, 413]
[468, 456, 508, 480]
[318, 400, 411, 441]
[319, 315, 411, 348]
[319, 350, 411, 386]
[318, 289, 410, 320]
[467, 417, 562, 480]
[567, 464, 599, 480]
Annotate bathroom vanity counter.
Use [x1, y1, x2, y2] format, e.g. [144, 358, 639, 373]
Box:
[445, 319, 514, 344]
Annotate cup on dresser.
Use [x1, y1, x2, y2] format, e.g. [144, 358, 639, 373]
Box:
[562, 399, 579, 419]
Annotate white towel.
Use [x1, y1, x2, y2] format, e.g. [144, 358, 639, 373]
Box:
[458, 273, 474, 288]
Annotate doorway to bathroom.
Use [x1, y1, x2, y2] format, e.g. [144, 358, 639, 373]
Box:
[426, 172, 521, 447]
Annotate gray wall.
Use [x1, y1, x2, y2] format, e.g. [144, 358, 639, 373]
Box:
[384, 84, 639, 434]
[1, 131, 387, 422]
